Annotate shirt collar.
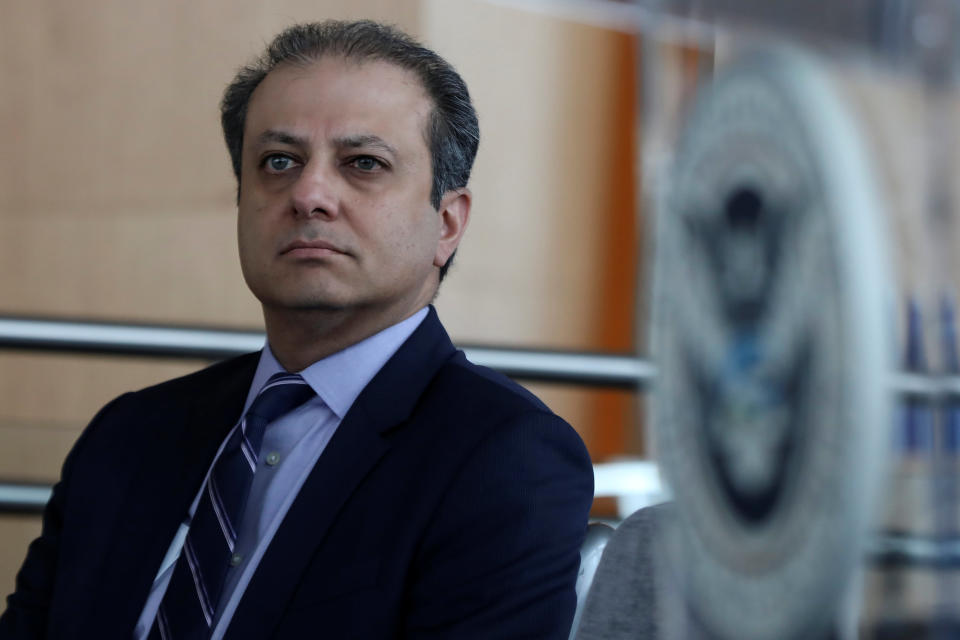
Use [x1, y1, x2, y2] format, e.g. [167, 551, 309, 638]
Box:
[245, 307, 429, 419]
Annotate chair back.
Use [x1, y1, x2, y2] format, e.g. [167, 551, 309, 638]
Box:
[569, 521, 615, 640]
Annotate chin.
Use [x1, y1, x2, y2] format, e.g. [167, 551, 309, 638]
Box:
[276, 295, 354, 313]
[251, 286, 348, 313]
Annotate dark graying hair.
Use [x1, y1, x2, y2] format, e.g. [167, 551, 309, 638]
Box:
[221, 20, 480, 280]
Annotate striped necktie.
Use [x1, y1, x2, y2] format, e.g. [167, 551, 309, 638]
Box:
[149, 372, 314, 639]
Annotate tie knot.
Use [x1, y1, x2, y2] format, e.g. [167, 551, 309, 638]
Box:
[246, 372, 314, 425]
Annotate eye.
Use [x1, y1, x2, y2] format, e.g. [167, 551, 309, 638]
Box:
[263, 154, 298, 173]
[349, 156, 384, 172]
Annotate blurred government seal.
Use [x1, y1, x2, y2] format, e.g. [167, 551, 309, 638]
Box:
[650, 47, 892, 640]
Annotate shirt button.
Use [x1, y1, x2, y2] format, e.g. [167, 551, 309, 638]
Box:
[265, 452, 281, 466]
[230, 553, 243, 567]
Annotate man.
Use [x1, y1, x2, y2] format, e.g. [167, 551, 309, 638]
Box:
[0, 19, 594, 640]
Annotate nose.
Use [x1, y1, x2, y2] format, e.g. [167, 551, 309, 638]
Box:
[290, 160, 338, 219]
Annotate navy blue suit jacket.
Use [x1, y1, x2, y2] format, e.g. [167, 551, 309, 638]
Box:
[1, 308, 594, 639]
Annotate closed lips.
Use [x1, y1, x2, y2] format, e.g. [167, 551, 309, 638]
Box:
[282, 240, 346, 255]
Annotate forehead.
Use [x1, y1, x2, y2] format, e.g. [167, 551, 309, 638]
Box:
[244, 56, 432, 152]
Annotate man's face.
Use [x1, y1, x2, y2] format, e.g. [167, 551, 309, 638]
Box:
[237, 56, 461, 323]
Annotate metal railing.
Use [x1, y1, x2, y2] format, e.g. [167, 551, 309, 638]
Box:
[4, 315, 960, 396]
[4, 314, 960, 566]
[0, 484, 51, 514]
[0, 316, 655, 389]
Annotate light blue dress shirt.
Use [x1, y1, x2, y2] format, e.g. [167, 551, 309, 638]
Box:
[134, 307, 428, 639]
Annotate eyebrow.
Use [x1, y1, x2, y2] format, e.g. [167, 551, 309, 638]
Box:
[253, 130, 399, 157]
[256, 129, 308, 147]
[333, 134, 398, 156]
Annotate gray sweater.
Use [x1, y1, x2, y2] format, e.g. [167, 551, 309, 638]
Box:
[575, 505, 665, 639]
[575, 504, 721, 640]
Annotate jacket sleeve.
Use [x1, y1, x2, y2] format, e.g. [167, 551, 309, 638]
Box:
[402, 410, 594, 639]
[0, 394, 129, 639]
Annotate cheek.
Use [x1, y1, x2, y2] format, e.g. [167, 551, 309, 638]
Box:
[394, 216, 441, 268]
[237, 212, 253, 248]
[238, 196, 270, 231]
[237, 207, 268, 263]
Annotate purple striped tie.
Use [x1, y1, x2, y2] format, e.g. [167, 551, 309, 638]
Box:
[148, 372, 314, 639]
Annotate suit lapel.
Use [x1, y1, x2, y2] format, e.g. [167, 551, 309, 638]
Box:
[90, 353, 260, 638]
[227, 308, 456, 638]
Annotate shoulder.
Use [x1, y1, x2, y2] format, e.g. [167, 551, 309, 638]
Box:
[69, 351, 260, 459]
[412, 349, 593, 488]
[615, 502, 672, 537]
[120, 351, 260, 407]
[85, 351, 259, 425]
[428, 350, 553, 416]
[414, 349, 592, 462]
[597, 503, 674, 577]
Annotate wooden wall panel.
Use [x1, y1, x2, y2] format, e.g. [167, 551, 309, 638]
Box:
[425, 0, 640, 454]
[0, 0, 420, 318]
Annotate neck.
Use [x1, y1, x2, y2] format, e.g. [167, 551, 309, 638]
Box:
[262, 304, 427, 372]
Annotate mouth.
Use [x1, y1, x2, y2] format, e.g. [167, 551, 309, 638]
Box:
[280, 239, 347, 259]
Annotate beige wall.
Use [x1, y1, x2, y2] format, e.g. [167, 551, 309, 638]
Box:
[0, 0, 640, 604]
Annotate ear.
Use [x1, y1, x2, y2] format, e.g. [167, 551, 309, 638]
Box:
[433, 188, 472, 268]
